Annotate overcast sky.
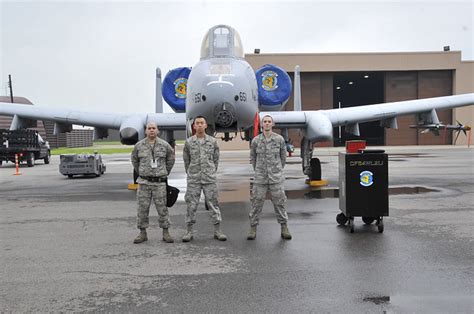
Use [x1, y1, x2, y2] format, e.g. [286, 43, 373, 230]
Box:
[1, 0, 472, 114]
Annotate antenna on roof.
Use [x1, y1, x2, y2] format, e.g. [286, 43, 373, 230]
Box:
[8, 74, 14, 103]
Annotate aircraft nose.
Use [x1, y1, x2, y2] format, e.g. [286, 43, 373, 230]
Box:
[203, 81, 238, 128]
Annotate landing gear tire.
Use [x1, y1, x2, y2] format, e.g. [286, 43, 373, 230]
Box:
[376, 217, 384, 233]
[336, 212, 348, 225]
[348, 217, 355, 233]
[27, 152, 35, 167]
[44, 151, 51, 164]
[68, 175, 73, 178]
[362, 217, 375, 225]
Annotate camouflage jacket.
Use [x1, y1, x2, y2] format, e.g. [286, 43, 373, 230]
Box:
[131, 137, 175, 186]
[183, 134, 219, 184]
[250, 132, 286, 184]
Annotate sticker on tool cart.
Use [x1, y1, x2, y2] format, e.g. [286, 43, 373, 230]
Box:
[360, 170, 374, 187]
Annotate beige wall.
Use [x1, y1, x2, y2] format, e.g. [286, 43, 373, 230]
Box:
[246, 51, 464, 72]
[453, 61, 474, 145]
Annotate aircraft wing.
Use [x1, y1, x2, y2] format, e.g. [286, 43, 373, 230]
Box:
[0, 102, 127, 129]
[263, 93, 474, 142]
[0, 102, 187, 142]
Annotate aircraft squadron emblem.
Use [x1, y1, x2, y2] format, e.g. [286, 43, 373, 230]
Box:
[261, 70, 278, 91]
[174, 77, 188, 99]
[360, 171, 374, 187]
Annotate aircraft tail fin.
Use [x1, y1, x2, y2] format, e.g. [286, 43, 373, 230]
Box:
[156, 67, 163, 113]
[294, 65, 302, 111]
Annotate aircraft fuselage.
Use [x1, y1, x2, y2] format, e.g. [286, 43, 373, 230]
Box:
[186, 57, 258, 134]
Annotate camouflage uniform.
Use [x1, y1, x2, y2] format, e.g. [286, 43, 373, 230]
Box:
[249, 132, 288, 226]
[183, 135, 222, 225]
[131, 137, 175, 229]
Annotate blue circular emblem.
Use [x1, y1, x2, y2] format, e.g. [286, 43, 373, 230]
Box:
[360, 171, 374, 187]
[173, 77, 188, 99]
[261, 70, 278, 91]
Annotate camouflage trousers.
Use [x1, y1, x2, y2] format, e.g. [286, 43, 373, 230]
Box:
[136, 183, 170, 229]
[185, 182, 222, 225]
[249, 183, 288, 226]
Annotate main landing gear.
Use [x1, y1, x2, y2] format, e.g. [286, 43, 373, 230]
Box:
[301, 137, 328, 186]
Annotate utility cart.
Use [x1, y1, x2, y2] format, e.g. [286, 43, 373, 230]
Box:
[337, 149, 389, 233]
[59, 153, 106, 178]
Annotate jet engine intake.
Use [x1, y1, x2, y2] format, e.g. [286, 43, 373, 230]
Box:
[120, 127, 139, 145]
[119, 115, 146, 145]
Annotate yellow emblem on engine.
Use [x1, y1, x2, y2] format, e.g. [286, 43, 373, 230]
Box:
[174, 77, 187, 99]
[261, 70, 278, 91]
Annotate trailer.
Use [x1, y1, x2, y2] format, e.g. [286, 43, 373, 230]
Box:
[59, 153, 106, 178]
[0, 129, 51, 167]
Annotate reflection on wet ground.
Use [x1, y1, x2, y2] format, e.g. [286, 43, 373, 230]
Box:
[285, 186, 439, 200]
[286, 189, 339, 199]
[230, 181, 442, 201]
[389, 153, 439, 162]
[389, 153, 434, 158]
[286, 160, 328, 165]
[363, 296, 390, 305]
[389, 186, 439, 195]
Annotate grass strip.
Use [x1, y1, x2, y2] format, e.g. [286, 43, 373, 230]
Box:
[51, 147, 133, 155]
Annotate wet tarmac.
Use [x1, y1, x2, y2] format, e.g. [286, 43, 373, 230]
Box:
[285, 186, 440, 199]
[1, 146, 473, 312]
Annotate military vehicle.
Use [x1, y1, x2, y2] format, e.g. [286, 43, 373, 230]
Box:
[0, 129, 51, 167]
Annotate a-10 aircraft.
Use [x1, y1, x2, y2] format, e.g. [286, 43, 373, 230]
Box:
[1, 24, 473, 181]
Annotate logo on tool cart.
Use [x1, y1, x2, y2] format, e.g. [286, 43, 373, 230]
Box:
[261, 70, 278, 91]
[174, 77, 188, 98]
[360, 171, 374, 187]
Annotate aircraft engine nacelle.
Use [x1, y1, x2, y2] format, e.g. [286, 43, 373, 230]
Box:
[119, 115, 146, 145]
[162, 67, 191, 113]
[256, 64, 292, 111]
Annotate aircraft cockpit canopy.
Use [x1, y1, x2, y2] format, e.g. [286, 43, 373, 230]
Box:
[200, 25, 244, 59]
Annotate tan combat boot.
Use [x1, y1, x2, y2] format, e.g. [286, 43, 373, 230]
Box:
[247, 225, 257, 240]
[182, 224, 193, 242]
[133, 228, 148, 244]
[214, 224, 227, 241]
[162, 228, 174, 243]
[281, 223, 292, 240]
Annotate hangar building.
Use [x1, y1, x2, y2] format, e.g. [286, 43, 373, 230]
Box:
[246, 50, 473, 146]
